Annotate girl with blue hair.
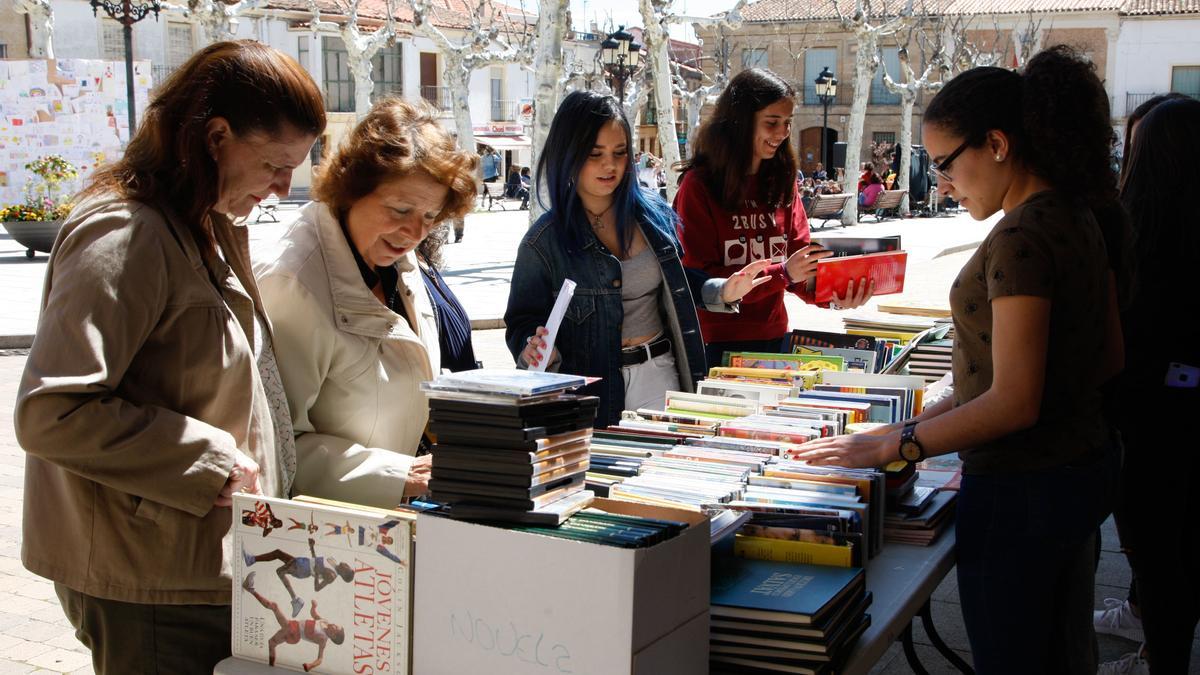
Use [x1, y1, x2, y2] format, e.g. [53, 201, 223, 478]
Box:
[505, 91, 769, 426]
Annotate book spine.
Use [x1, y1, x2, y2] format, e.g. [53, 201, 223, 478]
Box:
[733, 535, 853, 567]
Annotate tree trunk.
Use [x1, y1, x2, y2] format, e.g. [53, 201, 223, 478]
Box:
[14, 0, 54, 59]
[897, 91, 913, 214]
[640, 0, 682, 203]
[345, 31, 378, 120]
[684, 92, 704, 160]
[443, 57, 476, 158]
[194, 5, 235, 44]
[530, 0, 568, 221]
[841, 28, 878, 225]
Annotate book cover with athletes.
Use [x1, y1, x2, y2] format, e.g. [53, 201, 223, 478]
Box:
[231, 493, 413, 674]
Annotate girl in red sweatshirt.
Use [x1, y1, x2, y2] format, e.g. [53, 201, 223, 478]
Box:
[674, 68, 873, 368]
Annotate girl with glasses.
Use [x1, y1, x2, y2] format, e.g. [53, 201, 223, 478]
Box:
[793, 46, 1132, 674]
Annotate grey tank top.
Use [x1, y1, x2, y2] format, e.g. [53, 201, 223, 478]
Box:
[620, 247, 665, 340]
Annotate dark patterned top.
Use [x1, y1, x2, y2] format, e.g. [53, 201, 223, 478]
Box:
[949, 190, 1112, 475]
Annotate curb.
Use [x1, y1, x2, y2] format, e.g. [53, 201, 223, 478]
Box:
[934, 241, 981, 259]
[0, 335, 34, 349]
[470, 318, 505, 330]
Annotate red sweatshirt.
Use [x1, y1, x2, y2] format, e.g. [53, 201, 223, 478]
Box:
[674, 170, 813, 343]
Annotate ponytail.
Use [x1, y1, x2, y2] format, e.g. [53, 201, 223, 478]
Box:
[924, 45, 1133, 306]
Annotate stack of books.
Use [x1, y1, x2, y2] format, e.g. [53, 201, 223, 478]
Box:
[882, 490, 957, 546]
[422, 370, 599, 524]
[710, 557, 872, 674]
[880, 463, 958, 546]
[905, 337, 954, 384]
[881, 459, 959, 546]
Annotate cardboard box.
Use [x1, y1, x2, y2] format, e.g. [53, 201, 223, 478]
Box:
[413, 499, 710, 675]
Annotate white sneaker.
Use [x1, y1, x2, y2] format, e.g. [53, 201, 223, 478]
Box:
[1097, 647, 1149, 675]
[1094, 598, 1145, 642]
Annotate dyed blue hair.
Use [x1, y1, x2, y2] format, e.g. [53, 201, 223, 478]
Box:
[536, 90, 678, 256]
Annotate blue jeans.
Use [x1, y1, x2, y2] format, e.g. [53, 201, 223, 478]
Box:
[955, 441, 1119, 675]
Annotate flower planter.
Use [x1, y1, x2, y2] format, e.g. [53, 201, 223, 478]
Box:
[2, 219, 63, 259]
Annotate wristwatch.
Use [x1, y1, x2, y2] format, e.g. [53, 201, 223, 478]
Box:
[899, 421, 926, 464]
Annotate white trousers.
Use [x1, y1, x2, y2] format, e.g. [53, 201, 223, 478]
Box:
[620, 347, 680, 413]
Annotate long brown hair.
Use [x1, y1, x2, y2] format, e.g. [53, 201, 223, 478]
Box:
[81, 40, 325, 244]
[678, 68, 797, 212]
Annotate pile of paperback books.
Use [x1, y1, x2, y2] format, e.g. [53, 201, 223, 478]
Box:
[421, 369, 599, 524]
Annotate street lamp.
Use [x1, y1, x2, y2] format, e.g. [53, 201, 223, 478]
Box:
[90, 0, 161, 138]
[814, 66, 838, 173]
[600, 26, 642, 104]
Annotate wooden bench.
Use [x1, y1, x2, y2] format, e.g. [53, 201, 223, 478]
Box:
[807, 193, 853, 229]
[254, 194, 280, 223]
[859, 189, 906, 222]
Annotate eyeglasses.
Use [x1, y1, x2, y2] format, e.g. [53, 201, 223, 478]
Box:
[930, 138, 972, 183]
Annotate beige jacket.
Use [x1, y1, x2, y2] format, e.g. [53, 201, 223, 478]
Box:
[15, 193, 282, 605]
[255, 201, 438, 509]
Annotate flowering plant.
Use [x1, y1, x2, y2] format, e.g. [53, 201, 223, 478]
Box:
[0, 155, 79, 222]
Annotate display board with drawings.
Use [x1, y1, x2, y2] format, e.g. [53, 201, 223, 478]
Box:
[0, 58, 150, 204]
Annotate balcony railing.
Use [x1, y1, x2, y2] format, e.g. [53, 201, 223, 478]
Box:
[421, 86, 452, 112]
[869, 82, 901, 105]
[800, 85, 851, 106]
[491, 99, 518, 122]
[1125, 91, 1199, 116]
[152, 64, 177, 88]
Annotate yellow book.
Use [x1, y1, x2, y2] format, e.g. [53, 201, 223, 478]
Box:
[846, 328, 919, 343]
[733, 534, 853, 567]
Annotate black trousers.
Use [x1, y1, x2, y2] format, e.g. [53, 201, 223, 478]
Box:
[1114, 433, 1200, 673]
[956, 443, 1119, 675]
[55, 583, 231, 675]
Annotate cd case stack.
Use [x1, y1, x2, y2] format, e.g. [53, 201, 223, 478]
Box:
[421, 370, 600, 525]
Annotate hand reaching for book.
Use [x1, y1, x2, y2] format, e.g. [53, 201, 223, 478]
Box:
[784, 244, 834, 284]
[720, 259, 774, 304]
[216, 450, 261, 507]
[402, 454, 432, 499]
[790, 429, 900, 469]
[828, 277, 875, 311]
[520, 326, 560, 368]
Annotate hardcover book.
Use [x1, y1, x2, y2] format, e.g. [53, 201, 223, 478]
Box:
[814, 251, 907, 305]
[231, 493, 413, 674]
[711, 558, 865, 626]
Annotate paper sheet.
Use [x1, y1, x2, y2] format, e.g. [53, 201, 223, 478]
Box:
[531, 278, 576, 372]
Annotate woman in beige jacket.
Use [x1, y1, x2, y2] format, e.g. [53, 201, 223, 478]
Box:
[14, 42, 324, 674]
[255, 98, 478, 510]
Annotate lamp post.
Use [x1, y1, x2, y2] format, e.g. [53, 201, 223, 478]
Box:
[600, 25, 642, 104]
[90, 0, 161, 138]
[814, 66, 838, 173]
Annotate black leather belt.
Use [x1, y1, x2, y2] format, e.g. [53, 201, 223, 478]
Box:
[621, 337, 672, 367]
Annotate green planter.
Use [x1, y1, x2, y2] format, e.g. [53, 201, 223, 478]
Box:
[3, 219, 63, 259]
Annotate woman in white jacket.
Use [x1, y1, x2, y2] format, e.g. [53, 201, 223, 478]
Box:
[255, 98, 478, 507]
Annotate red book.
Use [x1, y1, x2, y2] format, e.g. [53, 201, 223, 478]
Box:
[814, 251, 907, 305]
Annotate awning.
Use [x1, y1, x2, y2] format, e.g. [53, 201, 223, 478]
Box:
[476, 134, 531, 150]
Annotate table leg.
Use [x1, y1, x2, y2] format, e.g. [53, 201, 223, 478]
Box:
[901, 620, 930, 675]
[918, 599, 975, 674]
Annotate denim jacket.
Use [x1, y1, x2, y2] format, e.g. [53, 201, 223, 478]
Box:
[505, 214, 709, 427]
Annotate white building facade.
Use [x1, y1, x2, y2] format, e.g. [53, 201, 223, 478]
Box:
[33, 0, 603, 191]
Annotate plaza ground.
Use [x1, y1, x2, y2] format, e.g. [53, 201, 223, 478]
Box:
[0, 201, 1183, 673]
